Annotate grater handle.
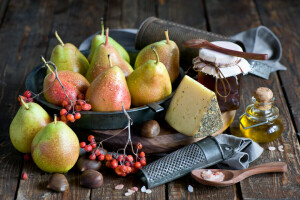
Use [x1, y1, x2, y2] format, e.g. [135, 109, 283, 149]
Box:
[139, 136, 234, 188]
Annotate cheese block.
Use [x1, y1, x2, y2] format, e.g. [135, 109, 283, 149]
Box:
[165, 75, 223, 137]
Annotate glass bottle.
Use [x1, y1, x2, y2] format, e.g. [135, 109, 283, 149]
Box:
[236, 87, 283, 143]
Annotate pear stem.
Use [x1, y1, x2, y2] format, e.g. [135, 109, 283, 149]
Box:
[105, 28, 109, 46]
[164, 29, 170, 44]
[107, 54, 112, 68]
[54, 114, 57, 124]
[55, 31, 64, 46]
[100, 17, 104, 36]
[151, 46, 160, 64]
[41, 56, 55, 75]
[19, 95, 29, 110]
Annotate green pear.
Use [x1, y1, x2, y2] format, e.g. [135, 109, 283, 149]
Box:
[127, 47, 172, 107]
[49, 31, 89, 75]
[134, 30, 180, 83]
[85, 55, 131, 111]
[88, 19, 130, 63]
[86, 28, 133, 82]
[31, 116, 79, 173]
[9, 98, 52, 153]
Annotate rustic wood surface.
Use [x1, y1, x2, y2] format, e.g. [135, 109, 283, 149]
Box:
[0, 0, 299, 199]
[80, 110, 235, 154]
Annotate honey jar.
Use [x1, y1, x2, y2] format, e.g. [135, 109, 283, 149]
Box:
[193, 41, 251, 112]
[237, 87, 283, 143]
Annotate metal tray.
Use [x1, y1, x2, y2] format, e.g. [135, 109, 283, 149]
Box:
[25, 51, 184, 130]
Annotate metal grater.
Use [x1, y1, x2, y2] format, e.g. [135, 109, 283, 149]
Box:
[139, 136, 234, 188]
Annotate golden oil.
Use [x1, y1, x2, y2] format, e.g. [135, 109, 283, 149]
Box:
[237, 87, 283, 143]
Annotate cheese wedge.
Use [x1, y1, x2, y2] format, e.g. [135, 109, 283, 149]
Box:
[165, 75, 223, 137]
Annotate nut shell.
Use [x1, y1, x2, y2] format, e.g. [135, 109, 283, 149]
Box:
[47, 173, 69, 192]
[80, 169, 103, 188]
[140, 120, 160, 138]
[77, 154, 102, 172]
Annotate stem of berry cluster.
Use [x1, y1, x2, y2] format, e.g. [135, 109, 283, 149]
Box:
[90, 104, 140, 162]
[40, 57, 76, 107]
[115, 105, 140, 159]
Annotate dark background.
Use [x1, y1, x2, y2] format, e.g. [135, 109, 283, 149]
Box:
[0, 0, 300, 199]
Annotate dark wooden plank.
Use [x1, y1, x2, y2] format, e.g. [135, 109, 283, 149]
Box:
[158, 0, 206, 29]
[90, 1, 166, 199]
[16, 0, 107, 199]
[91, 168, 165, 200]
[45, 0, 107, 59]
[106, 0, 157, 29]
[0, 0, 57, 199]
[205, 0, 300, 199]
[168, 175, 237, 200]
[157, 1, 236, 199]
[0, 139, 23, 200]
[255, 0, 300, 133]
[206, 0, 260, 36]
[0, 0, 9, 25]
[16, 159, 90, 200]
[230, 71, 300, 200]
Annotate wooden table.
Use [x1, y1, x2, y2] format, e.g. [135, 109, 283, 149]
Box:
[1, 0, 300, 199]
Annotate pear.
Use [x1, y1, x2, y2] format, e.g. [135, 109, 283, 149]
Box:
[86, 55, 131, 111]
[49, 31, 89, 75]
[31, 116, 79, 173]
[134, 30, 180, 83]
[9, 98, 52, 153]
[127, 47, 172, 107]
[88, 18, 130, 63]
[42, 58, 90, 106]
[86, 28, 133, 82]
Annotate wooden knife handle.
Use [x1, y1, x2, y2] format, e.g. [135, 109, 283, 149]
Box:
[183, 39, 268, 60]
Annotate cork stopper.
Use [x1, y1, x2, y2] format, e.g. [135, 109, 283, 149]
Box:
[253, 87, 273, 110]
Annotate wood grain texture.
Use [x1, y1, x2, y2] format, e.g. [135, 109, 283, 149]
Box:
[0, 140, 23, 200]
[157, 1, 236, 199]
[20, 1, 106, 199]
[90, 2, 166, 199]
[91, 168, 165, 200]
[106, 0, 157, 29]
[16, 160, 90, 200]
[0, 0, 9, 25]
[255, 0, 300, 133]
[158, 0, 206, 29]
[229, 74, 300, 199]
[45, 0, 106, 59]
[0, 0, 56, 199]
[1, 0, 300, 199]
[206, 0, 261, 36]
[206, 0, 300, 199]
[168, 176, 236, 200]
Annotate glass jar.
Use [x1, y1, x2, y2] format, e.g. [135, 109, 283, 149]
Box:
[236, 87, 283, 143]
[192, 41, 251, 113]
[197, 72, 242, 112]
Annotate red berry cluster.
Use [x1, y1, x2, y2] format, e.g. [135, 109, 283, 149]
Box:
[80, 136, 147, 177]
[59, 94, 92, 123]
[18, 91, 33, 105]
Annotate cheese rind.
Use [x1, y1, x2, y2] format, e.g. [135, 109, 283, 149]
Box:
[165, 75, 223, 137]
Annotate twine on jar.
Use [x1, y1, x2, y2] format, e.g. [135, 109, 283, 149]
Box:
[193, 57, 242, 102]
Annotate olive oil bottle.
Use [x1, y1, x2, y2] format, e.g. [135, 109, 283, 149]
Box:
[236, 87, 283, 143]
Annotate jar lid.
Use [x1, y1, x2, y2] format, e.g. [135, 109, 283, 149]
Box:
[193, 41, 251, 78]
